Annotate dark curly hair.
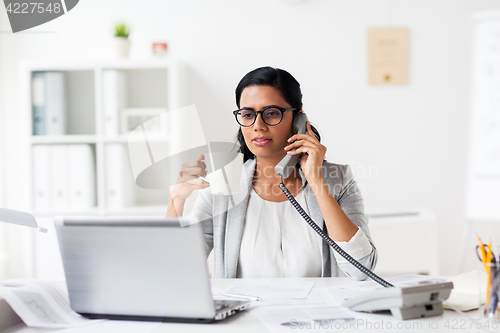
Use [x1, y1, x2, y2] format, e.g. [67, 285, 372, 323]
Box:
[235, 66, 321, 162]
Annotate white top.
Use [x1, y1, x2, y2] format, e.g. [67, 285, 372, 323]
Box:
[236, 189, 323, 278]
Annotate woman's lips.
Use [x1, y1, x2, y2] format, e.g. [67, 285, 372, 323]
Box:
[252, 137, 271, 146]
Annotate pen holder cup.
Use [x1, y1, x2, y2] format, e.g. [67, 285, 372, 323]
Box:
[479, 262, 500, 319]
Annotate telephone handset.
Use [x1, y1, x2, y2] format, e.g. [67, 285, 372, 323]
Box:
[274, 113, 308, 178]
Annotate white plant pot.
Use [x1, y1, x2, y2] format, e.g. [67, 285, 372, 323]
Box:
[113, 37, 130, 58]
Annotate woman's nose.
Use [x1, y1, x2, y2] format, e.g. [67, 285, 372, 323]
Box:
[253, 113, 267, 130]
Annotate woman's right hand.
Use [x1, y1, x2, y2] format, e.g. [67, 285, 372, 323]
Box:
[170, 154, 210, 201]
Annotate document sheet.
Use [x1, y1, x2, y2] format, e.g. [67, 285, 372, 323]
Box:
[0, 280, 94, 328]
[327, 274, 446, 305]
[223, 279, 315, 300]
[250, 288, 337, 308]
[46, 320, 160, 333]
[251, 305, 357, 333]
[213, 285, 337, 308]
[0, 280, 159, 333]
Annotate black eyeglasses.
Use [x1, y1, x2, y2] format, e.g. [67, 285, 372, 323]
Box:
[233, 106, 298, 127]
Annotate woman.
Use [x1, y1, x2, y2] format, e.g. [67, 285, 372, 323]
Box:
[167, 67, 377, 280]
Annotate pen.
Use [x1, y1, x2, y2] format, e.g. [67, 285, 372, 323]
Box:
[219, 293, 261, 301]
[488, 293, 498, 318]
[487, 271, 500, 317]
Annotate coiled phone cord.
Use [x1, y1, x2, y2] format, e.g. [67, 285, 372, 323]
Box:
[278, 180, 394, 288]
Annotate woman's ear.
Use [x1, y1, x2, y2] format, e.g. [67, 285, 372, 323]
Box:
[298, 109, 303, 114]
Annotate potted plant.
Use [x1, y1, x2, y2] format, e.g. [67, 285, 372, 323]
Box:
[113, 22, 130, 57]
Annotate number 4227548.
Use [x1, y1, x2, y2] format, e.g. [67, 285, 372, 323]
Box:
[5, 3, 62, 14]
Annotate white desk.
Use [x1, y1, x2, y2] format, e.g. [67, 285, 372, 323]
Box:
[0, 277, 494, 333]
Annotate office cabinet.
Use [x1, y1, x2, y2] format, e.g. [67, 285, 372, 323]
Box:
[366, 207, 440, 276]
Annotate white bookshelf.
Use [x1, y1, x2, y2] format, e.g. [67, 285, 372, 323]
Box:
[21, 59, 182, 216]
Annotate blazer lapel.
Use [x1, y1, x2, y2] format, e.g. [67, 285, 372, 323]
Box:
[299, 168, 324, 229]
[224, 159, 256, 278]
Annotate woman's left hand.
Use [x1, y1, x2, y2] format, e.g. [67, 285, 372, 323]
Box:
[284, 121, 327, 183]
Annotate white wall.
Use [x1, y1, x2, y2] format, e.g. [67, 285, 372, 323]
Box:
[1, 0, 500, 277]
[0, 1, 3, 208]
[0, 10, 5, 279]
[0, 10, 4, 206]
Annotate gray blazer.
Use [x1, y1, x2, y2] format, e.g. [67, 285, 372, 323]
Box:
[191, 158, 378, 280]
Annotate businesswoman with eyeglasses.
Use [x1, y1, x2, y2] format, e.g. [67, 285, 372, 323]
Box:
[167, 67, 377, 280]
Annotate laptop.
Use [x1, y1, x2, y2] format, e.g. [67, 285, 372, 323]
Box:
[54, 216, 249, 323]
